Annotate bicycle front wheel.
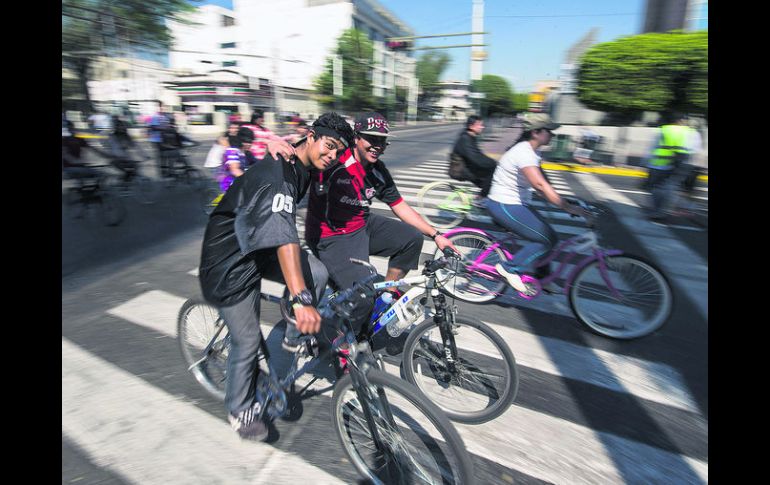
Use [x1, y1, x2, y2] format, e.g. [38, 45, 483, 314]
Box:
[177, 299, 230, 401]
[332, 369, 475, 485]
[403, 318, 518, 424]
[569, 255, 673, 339]
[417, 181, 470, 229]
[434, 231, 507, 303]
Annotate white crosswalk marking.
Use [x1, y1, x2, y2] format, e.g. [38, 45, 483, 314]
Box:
[578, 173, 708, 323]
[376, 361, 706, 485]
[62, 338, 346, 485]
[90, 286, 707, 484]
[64, 154, 708, 483]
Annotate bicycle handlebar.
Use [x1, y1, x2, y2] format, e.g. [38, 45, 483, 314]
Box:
[280, 249, 460, 327]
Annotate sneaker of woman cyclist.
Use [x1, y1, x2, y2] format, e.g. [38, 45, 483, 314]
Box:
[486, 114, 589, 292]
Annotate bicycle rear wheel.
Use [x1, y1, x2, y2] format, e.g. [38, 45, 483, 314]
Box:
[434, 231, 507, 303]
[402, 318, 518, 424]
[177, 299, 230, 400]
[332, 369, 474, 485]
[569, 254, 673, 339]
[417, 181, 470, 229]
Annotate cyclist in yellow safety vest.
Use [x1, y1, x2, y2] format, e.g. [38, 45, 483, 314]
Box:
[644, 112, 701, 222]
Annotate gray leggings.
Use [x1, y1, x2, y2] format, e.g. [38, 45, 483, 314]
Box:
[486, 200, 558, 275]
[218, 250, 328, 415]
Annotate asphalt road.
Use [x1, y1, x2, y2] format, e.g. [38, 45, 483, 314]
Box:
[62, 122, 708, 484]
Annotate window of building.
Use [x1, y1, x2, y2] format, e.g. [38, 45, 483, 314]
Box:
[220, 42, 237, 49]
[223, 61, 238, 67]
[222, 15, 235, 27]
[200, 60, 213, 64]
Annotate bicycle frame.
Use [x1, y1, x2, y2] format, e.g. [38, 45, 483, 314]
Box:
[443, 226, 624, 300]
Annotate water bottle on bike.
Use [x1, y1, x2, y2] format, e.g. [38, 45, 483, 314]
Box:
[371, 291, 394, 321]
[379, 287, 426, 337]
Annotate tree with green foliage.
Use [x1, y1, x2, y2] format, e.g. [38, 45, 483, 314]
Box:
[62, 0, 200, 112]
[512, 93, 530, 113]
[314, 28, 376, 113]
[415, 51, 451, 106]
[577, 30, 708, 119]
[472, 74, 515, 116]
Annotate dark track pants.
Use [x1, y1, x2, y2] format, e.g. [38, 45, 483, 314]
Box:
[219, 250, 328, 416]
[307, 213, 423, 325]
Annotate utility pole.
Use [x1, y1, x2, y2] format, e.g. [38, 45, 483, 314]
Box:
[470, 0, 485, 82]
[470, 0, 486, 116]
[333, 54, 342, 112]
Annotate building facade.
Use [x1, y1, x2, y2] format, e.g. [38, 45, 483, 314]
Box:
[434, 81, 472, 121]
[167, 0, 417, 120]
[83, 57, 180, 119]
[642, 0, 708, 33]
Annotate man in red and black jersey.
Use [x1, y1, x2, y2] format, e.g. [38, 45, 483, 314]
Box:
[303, 112, 456, 323]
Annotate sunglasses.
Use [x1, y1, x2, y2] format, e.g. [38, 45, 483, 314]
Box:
[359, 133, 390, 149]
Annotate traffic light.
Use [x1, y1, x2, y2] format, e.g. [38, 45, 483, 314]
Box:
[386, 40, 413, 51]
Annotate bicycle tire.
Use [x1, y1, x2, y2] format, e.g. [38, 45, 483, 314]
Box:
[434, 231, 507, 303]
[417, 181, 470, 229]
[98, 190, 126, 226]
[402, 317, 518, 424]
[568, 254, 673, 339]
[177, 299, 229, 401]
[332, 369, 475, 485]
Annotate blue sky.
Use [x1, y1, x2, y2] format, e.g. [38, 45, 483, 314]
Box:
[200, 0, 653, 93]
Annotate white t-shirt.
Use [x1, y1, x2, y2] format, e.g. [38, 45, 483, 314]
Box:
[488, 141, 541, 205]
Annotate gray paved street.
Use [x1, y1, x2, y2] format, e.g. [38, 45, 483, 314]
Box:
[62, 122, 708, 484]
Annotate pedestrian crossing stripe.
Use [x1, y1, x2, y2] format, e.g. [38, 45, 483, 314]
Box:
[107, 287, 700, 414]
[96, 287, 707, 484]
[62, 338, 347, 485]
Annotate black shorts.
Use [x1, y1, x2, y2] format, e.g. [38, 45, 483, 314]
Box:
[307, 213, 423, 325]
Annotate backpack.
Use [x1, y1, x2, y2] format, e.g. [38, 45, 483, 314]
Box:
[448, 152, 468, 181]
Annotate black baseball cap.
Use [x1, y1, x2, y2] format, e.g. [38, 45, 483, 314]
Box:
[354, 112, 393, 137]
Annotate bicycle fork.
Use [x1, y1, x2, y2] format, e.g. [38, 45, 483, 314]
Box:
[434, 294, 459, 373]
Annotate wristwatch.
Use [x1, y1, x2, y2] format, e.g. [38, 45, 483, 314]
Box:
[289, 289, 313, 309]
[430, 230, 443, 240]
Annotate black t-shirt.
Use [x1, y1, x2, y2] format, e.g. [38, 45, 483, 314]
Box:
[198, 155, 311, 306]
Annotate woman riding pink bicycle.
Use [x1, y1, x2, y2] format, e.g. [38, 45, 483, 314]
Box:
[484, 114, 589, 293]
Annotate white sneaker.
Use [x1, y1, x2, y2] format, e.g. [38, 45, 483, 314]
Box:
[495, 264, 528, 293]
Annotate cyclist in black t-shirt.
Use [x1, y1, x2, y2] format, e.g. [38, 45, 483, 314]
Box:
[198, 112, 354, 442]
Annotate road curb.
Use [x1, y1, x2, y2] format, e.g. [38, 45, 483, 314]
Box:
[486, 152, 708, 183]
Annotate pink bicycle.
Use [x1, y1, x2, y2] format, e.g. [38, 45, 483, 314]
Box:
[433, 199, 673, 339]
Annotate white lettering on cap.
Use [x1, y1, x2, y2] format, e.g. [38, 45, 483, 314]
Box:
[367, 117, 389, 131]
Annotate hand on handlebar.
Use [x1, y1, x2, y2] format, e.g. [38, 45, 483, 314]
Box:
[434, 235, 459, 255]
[294, 305, 322, 335]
